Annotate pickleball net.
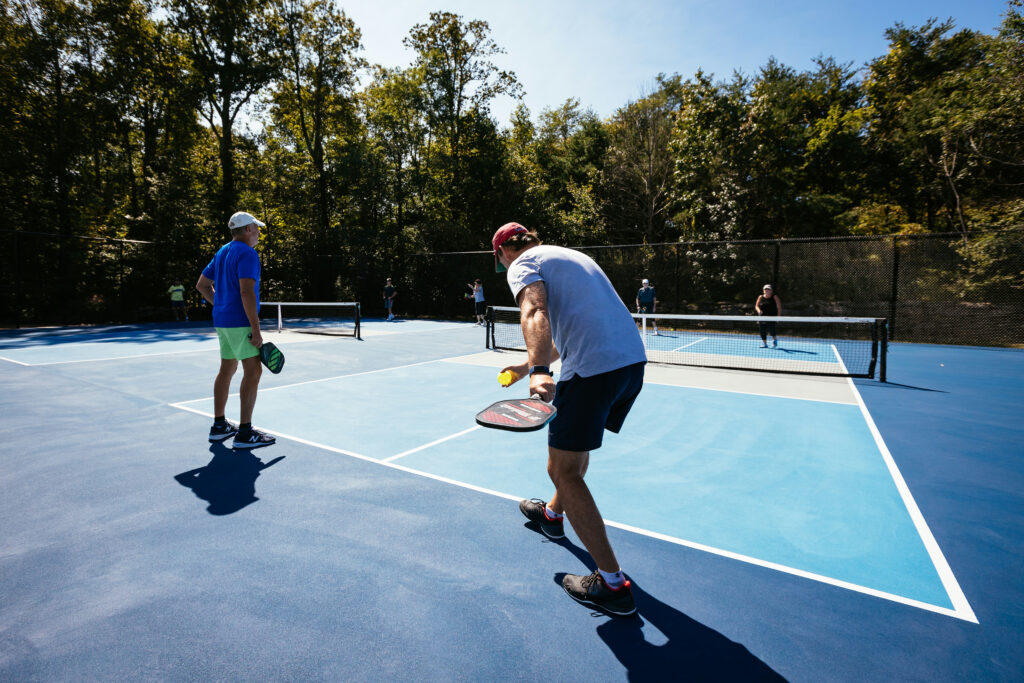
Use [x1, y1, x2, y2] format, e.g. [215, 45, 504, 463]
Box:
[260, 301, 361, 339]
[486, 306, 887, 380]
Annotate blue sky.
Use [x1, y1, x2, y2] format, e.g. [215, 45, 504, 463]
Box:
[339, 0, 1012, 125]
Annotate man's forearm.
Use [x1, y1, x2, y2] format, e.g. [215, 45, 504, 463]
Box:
[522, 309, 559, 366]
[241, 290, 260, 328]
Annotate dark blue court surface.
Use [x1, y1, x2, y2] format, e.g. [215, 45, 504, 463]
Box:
[1, 320, 1022, 681]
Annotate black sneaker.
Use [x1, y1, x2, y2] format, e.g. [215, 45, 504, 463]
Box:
[232, 428, 276, 449]
[562, 571, 636, 616]
[209, 421, 239, 442]
[518, 498, 565, 539]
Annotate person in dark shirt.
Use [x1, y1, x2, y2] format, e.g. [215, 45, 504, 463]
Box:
[635, 278, 659, 335]
[383, 278, 398, 321]
[755, 284, 783, 348]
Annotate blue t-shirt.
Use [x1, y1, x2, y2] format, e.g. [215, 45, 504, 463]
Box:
[637, 286, 656, 305]
[507, 245, 646, 381]
[201, 241, 261, 328]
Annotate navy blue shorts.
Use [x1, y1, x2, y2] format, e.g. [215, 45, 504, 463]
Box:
[548, 361, 645, 452]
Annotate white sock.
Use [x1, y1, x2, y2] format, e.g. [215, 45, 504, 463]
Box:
[543, 506, 563, 521]
[599, 568, 625, 589]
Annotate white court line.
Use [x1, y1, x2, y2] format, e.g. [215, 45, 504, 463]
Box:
[7, 332, 346, 366]
[831, 344, 978, 624]
[10, 345, 221, 366]
[641, 376, 856, 406]
[0, 354, 30, 366]
[171, 357, 446, 406]
[171, 402, 521, 501]
[382, 426, 482, 462]
[170, 394, 977, 621]
[670, 337, 708, 352]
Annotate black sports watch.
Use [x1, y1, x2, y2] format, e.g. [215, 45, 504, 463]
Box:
[529, 365, 552, 376]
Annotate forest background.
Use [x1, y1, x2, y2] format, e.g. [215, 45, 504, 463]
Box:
[1, 0, 1021, 339]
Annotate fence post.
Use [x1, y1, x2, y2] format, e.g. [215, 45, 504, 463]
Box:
[119, 239, 125, 323]
[889, 238, 899, 340]
[13, 231, 21, 328]
[772, 241, 780, 288]
[674, 245, 680, 312]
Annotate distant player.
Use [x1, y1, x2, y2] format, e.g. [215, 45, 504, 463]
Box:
[755, 284, 782, 348]
[195, 211, 276, 449]
[383, 277, 397, 321]
[635, 278, 658, 335]
[168, 281, 189, 321]
[468, 278, 486, 325]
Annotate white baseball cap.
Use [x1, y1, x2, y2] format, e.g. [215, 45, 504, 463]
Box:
[642, 279, 650, 284]
[228, 211, 265, 230]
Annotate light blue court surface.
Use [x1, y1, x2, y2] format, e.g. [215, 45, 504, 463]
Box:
[174, 356, 955, 613]
[644, 330, 838, 361]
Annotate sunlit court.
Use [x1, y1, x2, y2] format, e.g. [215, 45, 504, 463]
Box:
[3, 0, 1024, 679]
[2, 314, 1022, 680]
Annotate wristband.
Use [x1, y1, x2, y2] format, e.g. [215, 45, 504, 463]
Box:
[529, 365, 552, 377]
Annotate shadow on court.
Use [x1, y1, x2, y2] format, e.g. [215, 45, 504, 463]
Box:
[775, 347, 817, 356]
[549, 533, 784, 681]
[174, 443, 285, 515]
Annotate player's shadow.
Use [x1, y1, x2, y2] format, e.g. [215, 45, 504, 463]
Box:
[174, 443, 285, 515]
[550, 537, 785, 681]
[774, 346, 816, 355]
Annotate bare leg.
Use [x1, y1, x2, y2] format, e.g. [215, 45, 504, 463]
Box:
[238, 355, 263, 424]
[214, 359, 238, 417]
[546, 447, 619, 572]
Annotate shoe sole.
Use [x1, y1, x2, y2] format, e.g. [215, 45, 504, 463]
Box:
[563, 587, 637, 616]
[209, 432, 238, 442]
[232, 440, 276, 449]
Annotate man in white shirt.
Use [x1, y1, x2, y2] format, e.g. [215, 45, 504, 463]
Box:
[494, 221, 646, 616]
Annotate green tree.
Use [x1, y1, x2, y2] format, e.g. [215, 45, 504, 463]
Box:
[403, 11, 521, 245]
[168, 0, 281, 224]
[602, 78, 679, 244]
[270, 0, 363, 258]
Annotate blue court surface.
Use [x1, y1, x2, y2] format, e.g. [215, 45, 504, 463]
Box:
[1, 319, 1022, 681]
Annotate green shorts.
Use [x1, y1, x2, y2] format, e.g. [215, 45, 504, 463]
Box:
[216, 326, 260, 360]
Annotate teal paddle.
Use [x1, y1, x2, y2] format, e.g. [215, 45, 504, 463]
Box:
[259, 341, 285, 373]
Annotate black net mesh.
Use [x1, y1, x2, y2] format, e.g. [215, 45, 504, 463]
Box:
[487, 306, 884, 379]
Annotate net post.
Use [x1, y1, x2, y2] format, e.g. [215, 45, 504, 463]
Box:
[880, 318, 888, 382]
[485, 306, 493, 349]
[355, 302, 361, 340]
[641, 315, 647, 349]
[277, 303, 283, 333]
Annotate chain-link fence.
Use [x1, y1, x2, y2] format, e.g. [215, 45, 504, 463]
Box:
[393, 230, 1024, 347]
[3, 229, 1022, 347]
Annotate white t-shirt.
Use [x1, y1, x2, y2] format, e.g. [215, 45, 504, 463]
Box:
[506, 245, 646, 380]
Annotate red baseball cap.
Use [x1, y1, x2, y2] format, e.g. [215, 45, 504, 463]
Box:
[492, 222, 528, 273]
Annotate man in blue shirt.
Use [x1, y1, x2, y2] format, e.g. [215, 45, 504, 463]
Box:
[494, 221, 646, 616]
[195, 211, 276, 449]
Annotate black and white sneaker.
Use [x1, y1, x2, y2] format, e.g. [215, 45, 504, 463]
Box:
[209, 421, 239, 442]
[232, 428, 276, 449]
[518, 498, 565, 539]
[562, 571, 636, 616]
